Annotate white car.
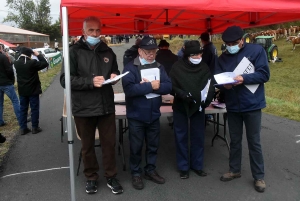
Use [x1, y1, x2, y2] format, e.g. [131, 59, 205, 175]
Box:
[33, 48, 60, 59]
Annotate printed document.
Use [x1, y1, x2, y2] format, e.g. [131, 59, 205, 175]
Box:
[103, 71, 129, 85]
[214, 72, 237, 85]
[140, 68, 160, 99]
[233, 57, 259, 93]
[199, 79, 211, 112]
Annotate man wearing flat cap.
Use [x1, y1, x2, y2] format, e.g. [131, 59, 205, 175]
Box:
[215, 25, 270, 193]
[14, 47, 48, 135]
[169, 40, 215, 179]
[122, 36, 172, 190]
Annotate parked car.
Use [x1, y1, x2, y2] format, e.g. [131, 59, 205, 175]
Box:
[33, 48, 60, 59]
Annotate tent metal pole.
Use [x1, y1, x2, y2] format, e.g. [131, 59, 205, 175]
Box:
[62, 7, 76, 201]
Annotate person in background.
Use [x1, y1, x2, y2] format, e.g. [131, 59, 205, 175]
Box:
[156, 39, 178, 76]
[177, 40, 189, 59]
[215, 25, 270, 193]
[0, 43, 21, 127]
[199, 32, 218, 75]
[123, 37, 142, 67]
[60, 16, 123, 195]
[122, 36, 172, 190]
[14, 47, 48, 135]
[169, 40, 215, 179]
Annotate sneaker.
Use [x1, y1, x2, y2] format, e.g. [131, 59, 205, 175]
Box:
[32, 127, 42, 134]
[254, 179, 266, 193]
[86, 180, 97, 194]
[220, 172, 241, 181]
[107, 177, 123, 194]
[132, 176, 144, 190]
[144, 170, 165, 184]
[180, 170, 189, 179]
[19, 128, 31, 135]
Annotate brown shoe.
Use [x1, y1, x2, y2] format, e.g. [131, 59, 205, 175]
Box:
[144, 171, 165, 184]
[254, 179, 266, 193]
[132, 176, 144, 190]
[220, 172, 241, 181]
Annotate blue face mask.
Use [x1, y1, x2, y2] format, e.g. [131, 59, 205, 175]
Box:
[226, 41, 241, 54]
[140, 57, 155, 65]
[86, 35, 100, 46]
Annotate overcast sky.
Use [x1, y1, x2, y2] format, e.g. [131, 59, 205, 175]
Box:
[0, 0, 60, 26]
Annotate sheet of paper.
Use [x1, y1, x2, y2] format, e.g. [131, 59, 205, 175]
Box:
[140, 68, 161, 99]
[233, 57, 259, 93]
[214, 72, 237, 85]
[103, 71, 129, 85]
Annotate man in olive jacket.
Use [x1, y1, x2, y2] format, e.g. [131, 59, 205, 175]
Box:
[60, 16, 123, 195]
[14, 47, 48, 135]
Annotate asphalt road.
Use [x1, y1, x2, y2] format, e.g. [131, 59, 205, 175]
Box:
[0, 39, 299, 201]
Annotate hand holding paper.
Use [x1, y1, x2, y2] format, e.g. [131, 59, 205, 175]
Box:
[214, 72, 238, 85]
[103, 71, 129, 85]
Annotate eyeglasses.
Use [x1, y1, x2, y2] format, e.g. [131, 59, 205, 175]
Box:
[141, 49, 157, 56]
[226, 40, 241, 46]
[190, 53, 202, 57]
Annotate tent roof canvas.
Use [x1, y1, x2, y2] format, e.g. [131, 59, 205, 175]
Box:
[60, 0, 300, 35]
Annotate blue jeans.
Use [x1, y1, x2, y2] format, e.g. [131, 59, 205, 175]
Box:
[173, 110, 206, 171]
[227, 110, 264, 180]
[19, 95, 40, 129]
[0, 85, 20, 125]
[128, 118, 160, 176]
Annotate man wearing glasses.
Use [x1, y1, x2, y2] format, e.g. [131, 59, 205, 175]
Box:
[215, 25, 270, 193]
[122, 36, 172, 190]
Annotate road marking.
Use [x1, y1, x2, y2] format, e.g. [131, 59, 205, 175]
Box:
[0, 166, 70, 179]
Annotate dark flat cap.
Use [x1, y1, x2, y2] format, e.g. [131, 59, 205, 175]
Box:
[21, 47, 33, 57]
[184, 40, 203, 56]
[222, 26, 244, 43]
[158, 40, 169, 47]
[139, 36, 158, 50]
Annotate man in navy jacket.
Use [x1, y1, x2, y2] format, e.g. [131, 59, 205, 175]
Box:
[215, 26, 270, 193]
[122, 36, 172, 190]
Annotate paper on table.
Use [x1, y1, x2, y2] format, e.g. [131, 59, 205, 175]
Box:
[140, 68, 161, 99]
[199, 79, 211, 112]
[214, 72, 237, 85]
[103, 71, 129, 85]
[233, 57, 259, 94]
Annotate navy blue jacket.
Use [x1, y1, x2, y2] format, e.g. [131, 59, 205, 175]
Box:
[122, 57, 172, 123]
[215, 43, 270, 112]
[202, 42, 218, 75]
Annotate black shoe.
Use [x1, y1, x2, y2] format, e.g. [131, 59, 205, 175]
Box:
[144, 170, 165, 184]
[107, 177, 123, 194]
[0, 122, 7, 127]
[19, 128, 31, 135]
[32, 127, 42, 134]
[132, 176, 144, 190]
[86, 180, 97, 194]
[0, 133, 6, 143]
[191, 169, 207, 177]
[180, 170, 189, 179]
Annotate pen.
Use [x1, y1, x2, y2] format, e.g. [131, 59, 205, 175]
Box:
[188, 93, 197, 103]
[155, 76, 156, 80]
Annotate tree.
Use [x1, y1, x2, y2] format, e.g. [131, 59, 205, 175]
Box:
[3, 0, 52, 34]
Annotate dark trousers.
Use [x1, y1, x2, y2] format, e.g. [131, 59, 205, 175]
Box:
[227, 110, 264, 180]
[74, 114, 117, 180]
[173, 110, 206, 171]
[19, 95, 40, 129]
[128, 118, 160, 176]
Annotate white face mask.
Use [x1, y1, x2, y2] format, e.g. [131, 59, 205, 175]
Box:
[189, 57, 202, 64]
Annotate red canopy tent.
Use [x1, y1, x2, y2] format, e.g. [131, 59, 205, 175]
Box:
[60, 1, 300, 200]
[61, 0, 300, 35]
[0, 39, 16, 48]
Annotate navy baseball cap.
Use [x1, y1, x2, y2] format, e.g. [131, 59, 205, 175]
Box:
[139, 36, 158, 50]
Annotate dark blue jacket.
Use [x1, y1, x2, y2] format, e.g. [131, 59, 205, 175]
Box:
[122, 57, 172, 123]
[215, 43, 270, 112]
[202, 42, 218, 75]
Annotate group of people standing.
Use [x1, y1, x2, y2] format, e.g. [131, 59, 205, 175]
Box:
[60, 16, 269, 196]
[0, 44, 48, 136]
